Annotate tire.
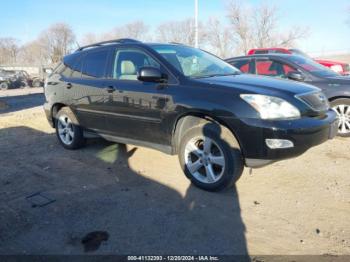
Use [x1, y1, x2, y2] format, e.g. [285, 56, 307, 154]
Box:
[32, 79, 41, 87]
[0, 82, 8, 90]
[178, 121, 244, 191]
[21, 81, 28, 88]
[55, 107, 86, 149]
[331, 98, 350, 137]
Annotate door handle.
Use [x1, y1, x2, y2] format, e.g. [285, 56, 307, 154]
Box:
[66, 83, 72, 89]
[105, 86, 116, 93]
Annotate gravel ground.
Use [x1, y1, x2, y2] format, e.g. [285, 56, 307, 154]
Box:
[0, 88, 349, 255]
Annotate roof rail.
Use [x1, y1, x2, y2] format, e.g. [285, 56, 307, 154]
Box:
[76, 38, 141, 52]
[169, 42, 185, 45]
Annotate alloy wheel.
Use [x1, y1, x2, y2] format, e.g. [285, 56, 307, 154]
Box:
[184, 136, 225, 184]
[57, 114, 75, 145]
[332, 104, 350, 135]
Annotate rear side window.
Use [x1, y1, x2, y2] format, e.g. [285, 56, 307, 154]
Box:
[62, 54, 82, 78]
[230, 59, 250, 73]
[81, 50, 109, 78]
[71, 58, 83, 78]
[256, 59, 298, 78]
[256, 60, 276, 75]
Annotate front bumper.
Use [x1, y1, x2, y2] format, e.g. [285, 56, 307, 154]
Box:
[224, 110, 338, 168]
[43, 102, 54, 127]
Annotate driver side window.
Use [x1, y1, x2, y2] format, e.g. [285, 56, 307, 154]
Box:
[113, 48, 160, 81]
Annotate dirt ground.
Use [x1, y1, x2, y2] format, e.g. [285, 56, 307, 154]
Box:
[0, 88, 349, 255]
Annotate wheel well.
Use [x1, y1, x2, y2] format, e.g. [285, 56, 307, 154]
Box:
[172, 114, 243, 155]
[329, 96, 350, 102]
[51, 103, 66, 127]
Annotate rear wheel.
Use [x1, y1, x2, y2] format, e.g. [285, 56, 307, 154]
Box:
[178, 122, 244, 191]
[0, 82, 8, 90]
[32, 79, 41, 87]
[331, 98, 350, 137]
[55, 107, 86, 149]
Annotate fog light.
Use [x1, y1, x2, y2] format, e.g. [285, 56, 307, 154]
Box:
[265, 139, 294, 149]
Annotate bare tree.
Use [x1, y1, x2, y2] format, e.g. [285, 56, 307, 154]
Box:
[204, 17, 234, 58]
[277, 26, 309, 47]
[156, 19, 201, 46]
[253, 3, 277, 48]
[18, 40, 44, 65]
[107, 21, 149, 41]
[80, 21, 149, 46]
[0, 38, 20, 64]
[80, 33, 99, 46]
[39, 23, 76, 63]
[252, 3, 309, 48]
[226, 0, 309, 54]
[226, 0, 253, 54]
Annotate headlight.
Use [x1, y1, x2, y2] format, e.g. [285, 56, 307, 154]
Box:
[240, 94, 301, 119]
[0, 77, 3, 81]
[330, 65, 343, 73]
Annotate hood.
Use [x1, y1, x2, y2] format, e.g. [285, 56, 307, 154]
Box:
[195, 74, 319, 96]
[315, 59, 347, 66]
[325, 76, 350, 85]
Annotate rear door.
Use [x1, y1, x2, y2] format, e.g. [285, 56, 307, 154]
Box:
[65, 48, 112, 132]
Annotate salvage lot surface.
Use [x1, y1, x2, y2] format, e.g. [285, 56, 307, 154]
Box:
[0, 88, 349, 255]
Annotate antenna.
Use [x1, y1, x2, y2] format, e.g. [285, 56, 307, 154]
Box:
[75, 41, 81, 49]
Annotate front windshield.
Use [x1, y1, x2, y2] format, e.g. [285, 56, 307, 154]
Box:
[289, 49, 311, 58]
[151, 44, 240, 78]
[289, 55, 339, 77]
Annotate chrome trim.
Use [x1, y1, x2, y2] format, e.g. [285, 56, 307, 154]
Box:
[76, 108, 161, 123]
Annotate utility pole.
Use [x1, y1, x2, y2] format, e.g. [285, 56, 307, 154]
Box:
[194, 0, 199, 48]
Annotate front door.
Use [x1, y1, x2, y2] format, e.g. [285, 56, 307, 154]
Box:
[102, 47, 171, 145]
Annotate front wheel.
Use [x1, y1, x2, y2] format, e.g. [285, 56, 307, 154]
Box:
[331, 98, 350, 137]
[55, 107, 86, 149]
[178, 122, 244, 191]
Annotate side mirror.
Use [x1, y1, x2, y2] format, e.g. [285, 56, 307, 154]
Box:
[138, 67, 165, 83]
[287, 71, 304, 82]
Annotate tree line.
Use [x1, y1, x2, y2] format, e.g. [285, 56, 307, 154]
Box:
[0, 1, 309, 66]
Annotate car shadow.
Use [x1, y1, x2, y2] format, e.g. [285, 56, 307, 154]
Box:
[0, 93, 44, 114]
[0, 125, 248, 257]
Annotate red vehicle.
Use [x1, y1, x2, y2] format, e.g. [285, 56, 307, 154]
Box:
[247, 48, 350, 75]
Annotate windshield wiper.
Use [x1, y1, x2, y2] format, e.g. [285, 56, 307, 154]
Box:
[192, 72, 240, 79]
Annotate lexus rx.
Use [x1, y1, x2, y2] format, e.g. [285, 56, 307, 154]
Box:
[44, 39, 337, 191]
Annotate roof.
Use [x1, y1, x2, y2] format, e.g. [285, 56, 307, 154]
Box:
[75, 38, 142, 52]
[226, 53, 298, 61]
[75, 39, 187, 53]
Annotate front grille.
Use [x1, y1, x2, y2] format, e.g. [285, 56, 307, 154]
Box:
[296, 91, 329, 112]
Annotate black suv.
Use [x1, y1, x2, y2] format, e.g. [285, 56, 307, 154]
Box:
[44, 39, 337, 191]
[226, 54, 350, 137]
